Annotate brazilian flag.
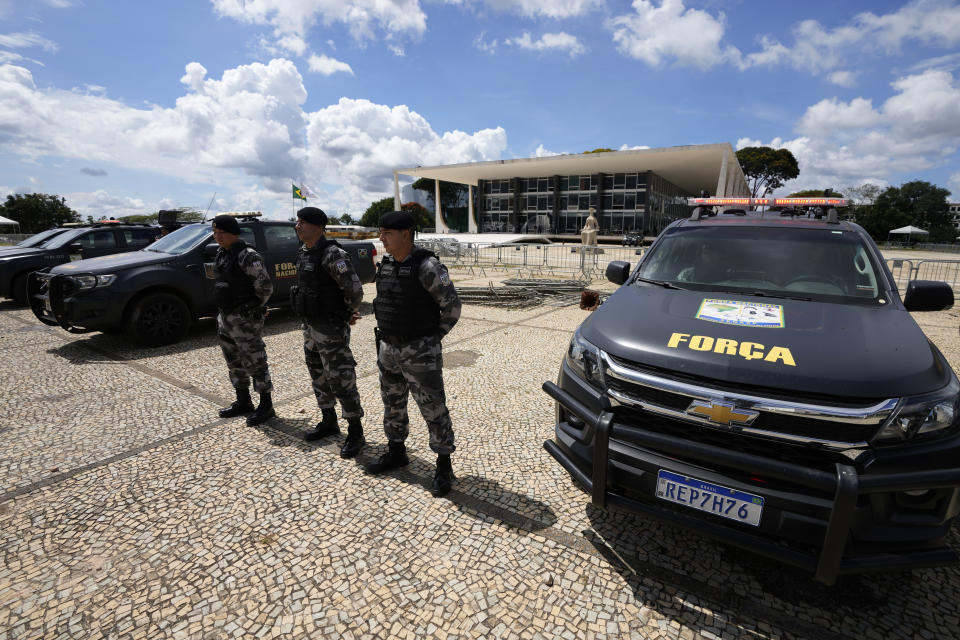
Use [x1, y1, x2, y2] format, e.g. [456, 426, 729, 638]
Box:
[292, 184, 307, 201]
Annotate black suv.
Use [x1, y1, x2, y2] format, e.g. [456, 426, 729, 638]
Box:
[0, 222, 158, 303]
[29, 217, 377, 346]
[544, 198, 960, 584]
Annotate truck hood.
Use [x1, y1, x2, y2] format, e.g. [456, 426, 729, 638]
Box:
[50, 251, 171, 274]
[582, 283, 951, 400]
[0, 247, 44, 259]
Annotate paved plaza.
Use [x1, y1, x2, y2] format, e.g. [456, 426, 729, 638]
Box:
[1, 272, 959, 640]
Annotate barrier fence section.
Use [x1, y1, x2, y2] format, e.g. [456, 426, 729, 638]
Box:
[885, 259, 960, 291]
[419, 241, 645, 281]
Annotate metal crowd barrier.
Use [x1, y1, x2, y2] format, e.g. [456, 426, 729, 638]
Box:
[418, 240, 645, 281]
[885, 258, 960, 291]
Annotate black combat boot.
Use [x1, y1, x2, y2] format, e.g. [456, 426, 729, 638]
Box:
[246, 392, 275, 425]
[365, 441, 409, 474]
[304, 407, 340, 441]
[431, 454, 453, 497]
[219, 387, 254, 418]
[339, 417, 365, 459]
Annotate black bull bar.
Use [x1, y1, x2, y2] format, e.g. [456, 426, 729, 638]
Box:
[27, 271, 96, 334]
[541, 380, 960, 585]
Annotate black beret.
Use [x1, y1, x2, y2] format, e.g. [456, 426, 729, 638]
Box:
[211, 215, 240, 235]
[379, 210, 415, 230]
[296, 206, 327, 226]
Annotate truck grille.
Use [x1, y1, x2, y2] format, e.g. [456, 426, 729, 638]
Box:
[602, 352, 897, 451]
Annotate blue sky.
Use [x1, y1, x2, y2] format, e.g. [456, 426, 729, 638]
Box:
[1, 0, 959, 220]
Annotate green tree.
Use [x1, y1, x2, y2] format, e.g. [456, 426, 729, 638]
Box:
[0, 193, 80, 233]
[735, 147, 800, 198]
[359, 197, 396, 228]
[858, 180, 952, 242]
[401, 201, 432, 230]
[411, 178, 468, 212]
[338, 213, 355, 225]
[583, 148, 614, 154]
[786, 189, 844, 198]
[118, 208, 205, 225]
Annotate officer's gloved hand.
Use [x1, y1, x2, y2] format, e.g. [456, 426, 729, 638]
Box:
[349, 311, 361, 326]
[262, 305, 269, 318]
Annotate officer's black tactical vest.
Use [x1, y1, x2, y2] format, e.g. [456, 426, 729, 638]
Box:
[294, 239, 348, 322]
[215, 240, 258, 310]
[374, 248, 440, 339]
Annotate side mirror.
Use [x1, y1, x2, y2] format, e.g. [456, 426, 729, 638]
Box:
[903, 280, 954, 312]
[606, 260, 631, 285]
[68, 242, 82, 253]
[203, 243, 219, 259]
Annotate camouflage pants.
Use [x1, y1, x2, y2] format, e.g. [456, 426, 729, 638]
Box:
[303, 322, 363, 418]
[377, 335, 454, 455]
[218, 308, 272, 394]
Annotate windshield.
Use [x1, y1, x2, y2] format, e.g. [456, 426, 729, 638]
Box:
[16, 228, 65, 247]
[45, 227, 92, 249]
[637, 225, 883, 302]
[145, 224, 211, 255]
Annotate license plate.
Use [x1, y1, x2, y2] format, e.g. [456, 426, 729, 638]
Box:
[656, 469, 763, 526]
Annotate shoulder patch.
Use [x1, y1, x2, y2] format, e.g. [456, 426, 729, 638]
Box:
[439, 271, 450, 286]
[335, 260, 349, 274]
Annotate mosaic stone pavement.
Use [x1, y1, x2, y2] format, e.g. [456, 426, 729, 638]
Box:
[1, 275, 958, 640]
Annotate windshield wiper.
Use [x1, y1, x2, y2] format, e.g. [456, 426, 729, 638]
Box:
[635, 277, 685, 290]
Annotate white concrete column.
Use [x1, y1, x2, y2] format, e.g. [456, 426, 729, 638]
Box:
[393, 171, 401, 211]
[435, 179, 449, 233]
[468, 184, 477, 233]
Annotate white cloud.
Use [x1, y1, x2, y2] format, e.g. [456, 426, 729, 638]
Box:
[827, 70, 856, 87]
[742, 0, 960, 73]
[0, 31, 58, 52]
[483, 0, 602, 19]
[306, 97, 507, 211]
[619, 144, 650, 150]
[0, 59, 509, 217]
[533, 144, 559, 157]
[609, 0, 740, 69]
[949, 171, 960, 200]
[209, 0, 427, 47]
[907, 52, 960, 74]
[474, 31, 498, 54]
[307, 54, 354, 75]
[742, 69, 960, 194]
[506, 31, 585, 57]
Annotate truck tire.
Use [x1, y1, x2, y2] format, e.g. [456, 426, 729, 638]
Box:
[125, 292, 190, 346]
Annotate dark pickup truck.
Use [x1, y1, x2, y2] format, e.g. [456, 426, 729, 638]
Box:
[28, 218, 376, 346]
[544, 196, 960, 584]
[0, 223, 159, 303]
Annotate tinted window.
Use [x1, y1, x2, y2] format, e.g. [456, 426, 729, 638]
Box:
[262, 225, 300, 254]
[638, 225, 882, 302]
[238, 225, 257, 249]
[80, 230, 118, 249]
[125, 228, 158, 247]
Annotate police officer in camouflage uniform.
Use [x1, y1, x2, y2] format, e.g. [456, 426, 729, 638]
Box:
[293, 207, 366, 458]
[211, 214, 276, 426]
[366, 210, 461, 497]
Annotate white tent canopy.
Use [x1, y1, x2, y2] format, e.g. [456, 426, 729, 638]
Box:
[0, 215, 18, 227]
[888, 225, 929, 235]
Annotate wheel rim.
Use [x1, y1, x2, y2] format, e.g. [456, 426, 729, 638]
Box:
[140, 300, 184, 339]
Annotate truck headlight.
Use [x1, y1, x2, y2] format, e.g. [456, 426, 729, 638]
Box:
[565, 327, 605, 388]
[873, 377, 960, 444]
[70, 274, 117, 291]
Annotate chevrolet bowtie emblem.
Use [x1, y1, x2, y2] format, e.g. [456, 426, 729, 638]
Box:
[686, 400, 758, 426]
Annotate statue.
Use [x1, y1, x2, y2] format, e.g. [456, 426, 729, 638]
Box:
[580, 207, 598, 246]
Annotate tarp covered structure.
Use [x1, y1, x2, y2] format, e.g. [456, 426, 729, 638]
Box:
[888, 225, 929, 235]
[0, 215, 19, 232]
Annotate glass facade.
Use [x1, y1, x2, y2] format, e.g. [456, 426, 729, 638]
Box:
[477, 171, 691, 236]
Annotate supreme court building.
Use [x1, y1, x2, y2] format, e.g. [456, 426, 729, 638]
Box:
[393, 143, 750, 237]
